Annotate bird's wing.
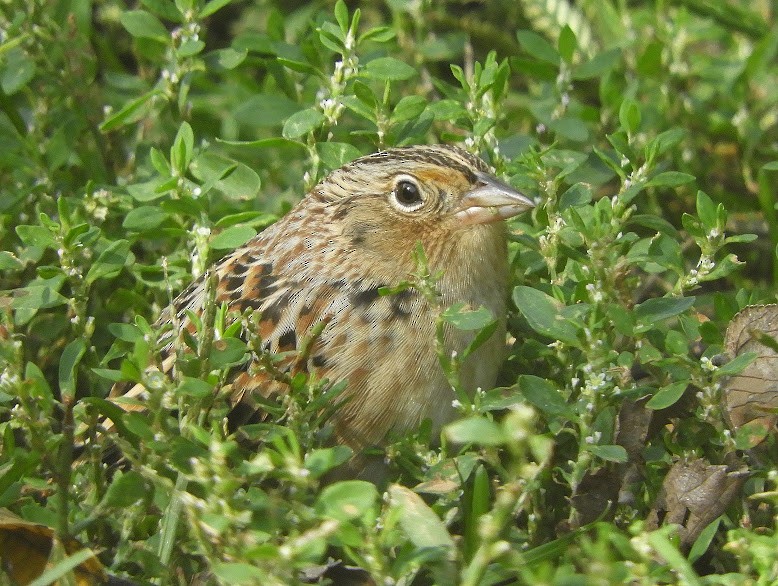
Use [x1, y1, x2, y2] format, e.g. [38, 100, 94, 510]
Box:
[107, 227, 344, 431]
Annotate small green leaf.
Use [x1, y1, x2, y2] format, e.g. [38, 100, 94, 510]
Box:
[85, 240, 132, 284]
[58, 339, 86, 398]
[122, 206, 168, 231]
[316, 480, 378, 521]
[646, 380, 689, 410]
[364, 57, 417, 80]
[441, 303, 494, 331]
[176, 377, 214, 398]
[715, 351, 757, 376]
[102, 470, 148, 507]
[634, 296, 695, 323]
[305, 446, 353, 478]
[26, 549, 98, 586]
[282, 108, 325, 139]
[696, 190, 718, 230]
[572, 48, 621, 79]
[108, 323, 144, 342]
[516, 30, 560, 65]
[445, 417, 506, 446]
[619, 98, 641, 134]
[390, 95, 427, 124]
[558, 25, 576, 63]
[646, 172, 696, 189]
[1, 49, 36, 95]
[120, 10, 169, 42]
[688, 518, 720, 564]
[209, 338, 248, 368]
[317, 142, 361, 169]
[100, 91, 160, 132]
[388, 484, 455, 550]
[518, 375, 570, 417]
[12, 276, 67, 312]
[585, 444, 628, 463]
[0, 251, 23, 271]
[210, 225, 256, 250]
[334, 0, 349, 33]
[15, 225, 57, 250]
[171, 121, 194, 175]
[200, 0, 233, 18]
[512, 286, 579, 345]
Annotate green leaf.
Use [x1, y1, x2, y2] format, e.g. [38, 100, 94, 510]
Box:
[646, 171, 696, 189]
[388, 484, 455, 550]
[102, 470, 148, 507]
[619, 98, 641, 134]
[634, 296, 695, 323]
[282, 108, 325, 139]
[108, 323, 144, 342]
[316, 480, 378, 521]
[200, 0, 233, 18]
[645, 380, 689, 410]
[210, 225, 256, 250]
[233, 94, 301, 127]
[58, 339, 86, 398]
[441, 303, 494, 331]
[518, 375, 570, 417]
[585, 444, 628, 463]
[207, 47, 247, 70]
[85, 239, 132, 284]
[558, 25, 576, 63]
[27, 549, 98, 586]
[317, 141, 361, 169]
[0, 251, 23, 271]
[100, 91, 160, 132]
[559, 183, 592, 209]
[209, 338, 248, 368]
[696, 190, 718, 230]
[120, 10, 169, 42]
[512, 286, 579, 345]
[15, 225, 57, 250]
[516, 30, 560, 65]
[304, 446, 353, 478]
[390, 95, 427, 124]
[334, 0, 349, 33]
[572, 48, 621, 79]
[171, 121, 194, 175]
[122, 206, 168, 231]
[1, 49, 36, 95]
[364, 57, 417, 80]
[715, 351, 756, 377]
[176, 377, 214, 399]
[445, 417, 506, 446]
[688, 518, 721, 564]
[12, 276, 67, 312]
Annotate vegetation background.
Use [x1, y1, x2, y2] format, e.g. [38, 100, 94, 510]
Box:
[0, 0, 776, 583]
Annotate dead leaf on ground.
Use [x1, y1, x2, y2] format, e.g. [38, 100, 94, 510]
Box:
[0, 507, 108, 585]
[721, 304, 778, 446]
[646, 458, 748, 550]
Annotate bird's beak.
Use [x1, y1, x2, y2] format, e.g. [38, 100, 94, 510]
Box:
[454, 171, 535, 226]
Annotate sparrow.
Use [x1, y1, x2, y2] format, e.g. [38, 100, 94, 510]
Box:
[110, 144, 534, 479]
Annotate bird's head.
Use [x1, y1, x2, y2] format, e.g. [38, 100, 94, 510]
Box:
[315, 145, 534, 274]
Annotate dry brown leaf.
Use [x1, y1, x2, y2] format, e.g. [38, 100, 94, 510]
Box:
[646, 458, 747, 550]
[722, 304, 778, 446]
[0, 507, 106, 585]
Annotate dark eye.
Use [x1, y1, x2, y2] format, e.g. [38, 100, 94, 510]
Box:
[393, 179, 423, 209]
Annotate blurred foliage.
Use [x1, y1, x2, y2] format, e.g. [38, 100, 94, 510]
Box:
[0, 0, 777, 583]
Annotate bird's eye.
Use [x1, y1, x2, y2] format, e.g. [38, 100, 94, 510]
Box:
[392, 178, 424, 211]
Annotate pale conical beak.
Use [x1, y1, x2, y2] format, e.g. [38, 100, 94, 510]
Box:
[454, 171, 535, 226]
